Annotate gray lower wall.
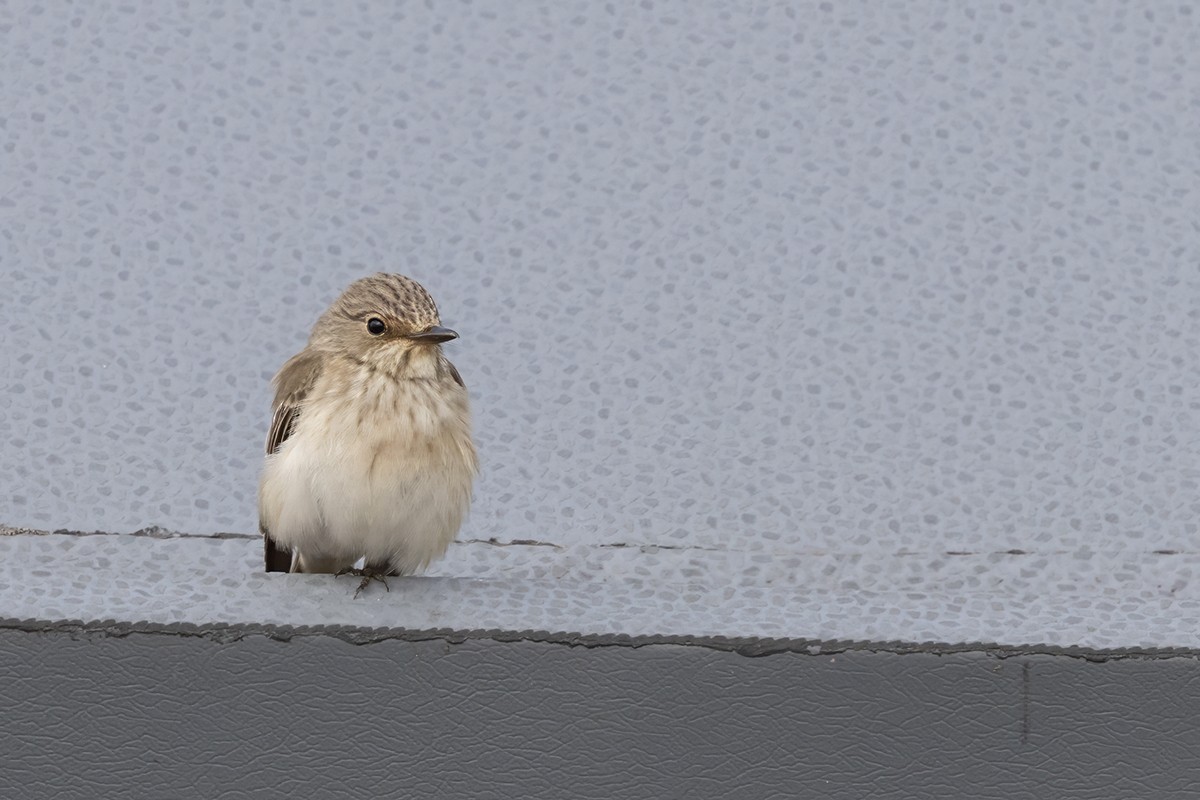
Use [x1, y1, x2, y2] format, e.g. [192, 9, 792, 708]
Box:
[2, 629, 1199, 799]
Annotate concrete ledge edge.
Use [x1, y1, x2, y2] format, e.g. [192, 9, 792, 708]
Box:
[4, 616, 1199, 661]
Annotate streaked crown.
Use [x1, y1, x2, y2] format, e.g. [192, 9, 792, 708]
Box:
[316, 273, 442, 338]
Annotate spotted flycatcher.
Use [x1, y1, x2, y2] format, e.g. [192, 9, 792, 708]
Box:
[258, 273, 477, 595]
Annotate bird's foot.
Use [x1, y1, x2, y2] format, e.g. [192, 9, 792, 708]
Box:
[335, 566, 391, 599]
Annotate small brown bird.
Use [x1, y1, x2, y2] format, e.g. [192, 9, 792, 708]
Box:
[258, 273, 477, 595]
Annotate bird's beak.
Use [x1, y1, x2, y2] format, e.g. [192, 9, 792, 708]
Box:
[405, 325, 458, 344]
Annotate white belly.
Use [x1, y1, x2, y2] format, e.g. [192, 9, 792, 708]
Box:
[259, 373, 476, 574]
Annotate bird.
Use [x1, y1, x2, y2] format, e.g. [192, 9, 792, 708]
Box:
[258, 273, 477, 596]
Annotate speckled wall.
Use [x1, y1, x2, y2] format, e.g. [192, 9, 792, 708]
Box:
[2, 2, 1199, 623]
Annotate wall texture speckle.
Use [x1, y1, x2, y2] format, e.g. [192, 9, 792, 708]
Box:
[2, 1, 1199, 648]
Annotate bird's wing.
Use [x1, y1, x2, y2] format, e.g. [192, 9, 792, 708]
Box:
[261, 349, 324, 572]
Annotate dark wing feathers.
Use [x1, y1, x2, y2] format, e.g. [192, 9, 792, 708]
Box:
[261, 349, 324, 572]
[266, 402, 301, 457]
[262, 527, 294, 573]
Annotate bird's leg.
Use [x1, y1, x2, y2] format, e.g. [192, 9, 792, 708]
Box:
[335, 564, 392, 598]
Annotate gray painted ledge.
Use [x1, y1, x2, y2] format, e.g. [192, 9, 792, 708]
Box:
[5, 533, 1200, 800]
[4, 527, 1200, 655]
[4, 631, 1199, 800]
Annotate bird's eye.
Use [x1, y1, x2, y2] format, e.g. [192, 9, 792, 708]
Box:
[366, 318, 387, 336]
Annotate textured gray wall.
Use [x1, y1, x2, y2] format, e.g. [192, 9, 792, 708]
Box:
[3, 629, 1200, 800]
[3, 0, 1198, 555]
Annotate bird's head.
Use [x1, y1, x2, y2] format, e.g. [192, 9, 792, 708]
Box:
[310, 273, 458, 377]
